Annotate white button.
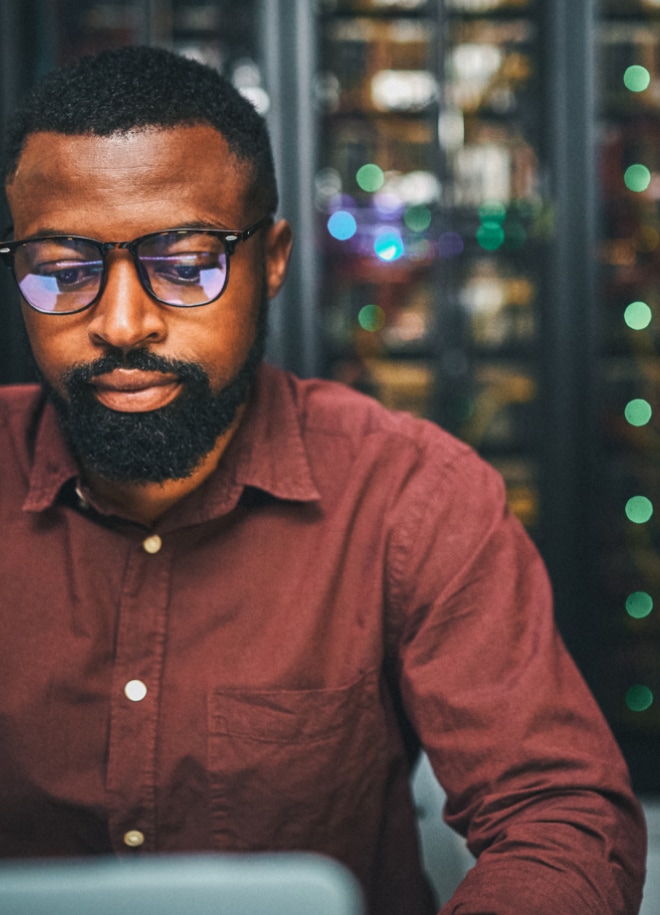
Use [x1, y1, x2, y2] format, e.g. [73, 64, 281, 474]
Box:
[124, 679, 148, 702]
[123, 829, 145, 848]
[142, 534, 162, 554]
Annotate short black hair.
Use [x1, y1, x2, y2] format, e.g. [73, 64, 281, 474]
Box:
[3, 45, 278, 214]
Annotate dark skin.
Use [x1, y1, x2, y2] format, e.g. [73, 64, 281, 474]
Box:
[5, 125, 293, 524]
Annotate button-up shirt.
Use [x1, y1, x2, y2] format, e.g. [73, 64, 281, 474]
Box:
[0, 362, 646, 914]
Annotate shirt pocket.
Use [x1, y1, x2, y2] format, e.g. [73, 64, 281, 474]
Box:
[207, 668, 387, 860]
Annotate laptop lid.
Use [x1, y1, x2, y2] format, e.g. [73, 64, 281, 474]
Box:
[0, 852, 365, 915]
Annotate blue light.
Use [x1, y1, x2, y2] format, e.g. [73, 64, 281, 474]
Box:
[374, 230, 404, 262]
[327, 210, 357, 241]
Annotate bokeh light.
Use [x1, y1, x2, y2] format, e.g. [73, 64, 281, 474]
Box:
[626, 591, 654, 620]
[371, 69, 438, 112]
[624, 300, 652, 330]
[404, 204, 432, 232]
[635, 225, 659, 252]
[356, 163, 385, 193]
[327, 210, 357, 241]
[624, 65, 651, 93]
[478, 200, 506, 223]
[358, 304, 386, 332]
[625, 399, 652, 427]
[408, 238, 433, 260]
[374, 230, 405, 261]
[315, 168, 342, 209]
[477, 222, 505, 251]
[624, 164, 652, 193]
[626, 684, 654, 713]
[373, 190, 405, 217]
[438, 232, 464, 258]
[626, 495, 654, 524]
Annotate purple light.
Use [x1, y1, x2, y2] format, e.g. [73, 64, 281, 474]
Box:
[438, 232, 464, 258]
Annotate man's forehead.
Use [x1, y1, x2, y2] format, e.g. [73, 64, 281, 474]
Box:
[8, 125, 248, 188]
[6, 125, 257, 237]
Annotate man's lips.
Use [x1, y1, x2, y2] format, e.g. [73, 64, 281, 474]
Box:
[89, 368, 182, 412]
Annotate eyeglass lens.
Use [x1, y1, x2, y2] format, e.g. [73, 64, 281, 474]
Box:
[13, 231, 230, 313]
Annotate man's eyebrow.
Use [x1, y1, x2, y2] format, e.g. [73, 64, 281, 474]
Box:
[14, 220, 236, 240]
[12, 226, 87, 240]
[11, 226, 63, 239]
[174, 219, 233, 231]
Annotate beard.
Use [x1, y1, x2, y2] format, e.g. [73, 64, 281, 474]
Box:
[47, 298, 267, 485]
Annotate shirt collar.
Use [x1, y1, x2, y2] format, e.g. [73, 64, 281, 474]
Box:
[23, 362, 320, 516]
[23, 396, 80, 513]
[227, 361, 321, 503]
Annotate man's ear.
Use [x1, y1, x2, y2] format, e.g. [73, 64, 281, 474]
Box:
[264, 219, 293, 300]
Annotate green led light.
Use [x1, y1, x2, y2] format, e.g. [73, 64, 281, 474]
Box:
[624, 301, 652, 330]
[477, 222, 505, 251]
[624, 65, 651, 93]
[626, 495, 654, 524]
[626, 684, 654, 713]
[624, 164, 652, 193]
[625, 399, 653, 427]
[626, 591, 654, 620]
[404, 204, 432, 233]
[504, 220, 527, 249]
[478, 200, 506, 223]
[357, 304, 386, 332]
[356, 163, 385, 193]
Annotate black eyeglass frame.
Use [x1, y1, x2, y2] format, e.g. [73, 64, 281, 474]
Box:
[0, 214, 273, 315]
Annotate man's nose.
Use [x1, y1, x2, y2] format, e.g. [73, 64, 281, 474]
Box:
[86, 252, 168, 350]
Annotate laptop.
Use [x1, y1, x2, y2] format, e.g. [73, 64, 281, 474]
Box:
[0, 852, 364, 915]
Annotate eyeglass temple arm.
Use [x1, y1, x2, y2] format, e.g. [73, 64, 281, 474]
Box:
[224, 214, 274, 255]
[0, 226, 14, 263]
[0, 221, 16, 256]
[0, 244, 14, 267]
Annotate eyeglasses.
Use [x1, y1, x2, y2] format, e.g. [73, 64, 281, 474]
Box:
[0, 215, 272, 315]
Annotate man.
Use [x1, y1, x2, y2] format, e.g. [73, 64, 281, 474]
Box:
[0, 46, 646, 915]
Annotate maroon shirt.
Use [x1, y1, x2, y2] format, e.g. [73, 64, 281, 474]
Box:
[0, 363, 646, 914]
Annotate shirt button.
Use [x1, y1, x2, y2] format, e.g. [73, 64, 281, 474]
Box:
[75, 485, 91, 510]
[124, 679, 148, 702]
[123, 829, 145, 848]
[142, 534, 162, 554]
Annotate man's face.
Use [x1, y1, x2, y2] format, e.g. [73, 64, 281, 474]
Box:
[5, 126, 292, 482]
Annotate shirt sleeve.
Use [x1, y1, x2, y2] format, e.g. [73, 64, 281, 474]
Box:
[387, 438, 647, 915]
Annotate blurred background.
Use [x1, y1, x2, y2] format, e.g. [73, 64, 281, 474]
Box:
[0, 0, 658, 898]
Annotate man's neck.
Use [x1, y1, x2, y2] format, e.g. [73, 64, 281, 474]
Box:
[82, 404, 245, 526]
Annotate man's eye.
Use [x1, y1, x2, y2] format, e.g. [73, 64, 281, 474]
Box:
[174, 263, 202, 281]
[149, 254, 215, 285]
[37, 262, 100, 287]
[55, 267, 85, 286]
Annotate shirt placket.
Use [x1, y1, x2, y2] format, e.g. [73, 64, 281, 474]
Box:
[105, 531, 170, 853]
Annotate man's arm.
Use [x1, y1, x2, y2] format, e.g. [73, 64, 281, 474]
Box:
[387, 440, 646, 914]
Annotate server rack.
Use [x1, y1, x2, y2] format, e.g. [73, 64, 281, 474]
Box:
[593, 0, 660, 791]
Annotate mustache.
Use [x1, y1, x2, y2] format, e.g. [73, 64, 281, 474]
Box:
[61, 349, 209, 388]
